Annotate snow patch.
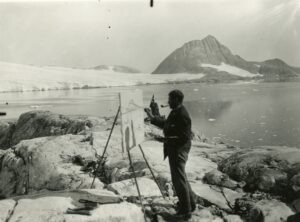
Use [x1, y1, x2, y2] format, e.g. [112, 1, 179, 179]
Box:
[201, 62, 262, 78]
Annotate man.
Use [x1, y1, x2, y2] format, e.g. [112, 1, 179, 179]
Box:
[145, 89, 196, 219]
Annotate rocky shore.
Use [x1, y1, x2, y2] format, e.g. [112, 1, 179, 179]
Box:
[0, 111, 299, 222]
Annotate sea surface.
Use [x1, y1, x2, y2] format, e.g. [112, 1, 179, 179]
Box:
[1, 82, 300, 148]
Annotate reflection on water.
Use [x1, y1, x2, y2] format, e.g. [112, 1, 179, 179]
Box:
[186, 100, 232, 120]
[1, 82, 300, 148]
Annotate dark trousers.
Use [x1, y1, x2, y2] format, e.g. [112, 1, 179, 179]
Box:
[168, 151, 196, 213]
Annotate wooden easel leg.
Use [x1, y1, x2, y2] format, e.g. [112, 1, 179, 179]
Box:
[139, 144, 166, 199]
[126, 147, 148, 222]
[90, 106, 120, 189]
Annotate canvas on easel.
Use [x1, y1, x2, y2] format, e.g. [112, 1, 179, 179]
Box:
[119, 89, 144, 152]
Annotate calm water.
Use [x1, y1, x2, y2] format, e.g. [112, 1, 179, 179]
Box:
[1, 82, 300, 148]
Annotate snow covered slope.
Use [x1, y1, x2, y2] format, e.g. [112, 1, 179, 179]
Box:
[201, 63, 262, 78]
[0, 61, 204, 93]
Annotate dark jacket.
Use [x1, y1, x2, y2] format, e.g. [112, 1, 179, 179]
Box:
[151, 105, 192, 160]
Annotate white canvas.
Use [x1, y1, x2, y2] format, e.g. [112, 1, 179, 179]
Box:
[119, 90, 144, 151]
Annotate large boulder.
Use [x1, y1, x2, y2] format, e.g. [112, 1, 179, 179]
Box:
[219, 146, 300, 197]
[11, 111, 95, 146]
[0, 134, 103, 198]
[249, 199, 294, 222]
[0, 120, 16, 149]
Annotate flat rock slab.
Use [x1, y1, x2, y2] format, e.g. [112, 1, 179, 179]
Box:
[0, 199, 16, 222]
[13, 189, 122, 204]
[64, 202, 144, 222]
[191, 181, 243, 211]
[1, 191, 143, 222]
[107, 177, 162, 197]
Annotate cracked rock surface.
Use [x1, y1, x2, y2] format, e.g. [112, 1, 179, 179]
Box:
[0, 134, 103, 197]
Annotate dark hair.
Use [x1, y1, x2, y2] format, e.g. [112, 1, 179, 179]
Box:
[169, 89, 184, 103]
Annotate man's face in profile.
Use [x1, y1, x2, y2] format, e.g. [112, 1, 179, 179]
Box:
[168, 95, 180, 110]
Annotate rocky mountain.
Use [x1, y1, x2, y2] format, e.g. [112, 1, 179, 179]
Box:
[93, 65, 141, 73]
[257, 59, 299, 81]
[153, 35, 300, 82]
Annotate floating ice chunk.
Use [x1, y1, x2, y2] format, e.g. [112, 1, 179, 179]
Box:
[208, 118, 216, 122]
[258, 138, 263, 141]
[193, 88, 199, 91]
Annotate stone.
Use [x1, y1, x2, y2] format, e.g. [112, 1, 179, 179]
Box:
[191, 208, 223, 222]
[224, 214, 243, 222]
[250, 199, 294, 222]
[219, 146, 300, 196]
[0, 189, 143, 222]
[292, 199, 300, 213]
[0, 199, 16, 222]
[64, 202, 144, 222]
[204, 169, 238, 189]
[0, 135, 103, 197]
[107, 177, 162, 197]
[191, 181, 243, 211]
[5, 196, 143, 222]
[151, 197, 174, 209]
[0, 120, 16, 150]
[11, 111, 94, 146]
[287, 213, 300, 222]
[13, 189, 122, 204]
[291, 173, 300, 191]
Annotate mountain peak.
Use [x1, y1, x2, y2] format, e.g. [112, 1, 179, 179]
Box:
[152, 34, 257, 74]
[182, 35, 220, 48]
[203, 35, 218, 42]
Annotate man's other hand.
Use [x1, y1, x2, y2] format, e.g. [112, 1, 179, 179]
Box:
[144, 108, 154, 119]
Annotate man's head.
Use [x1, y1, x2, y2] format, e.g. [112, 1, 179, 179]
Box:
[168, 89, 184, 109]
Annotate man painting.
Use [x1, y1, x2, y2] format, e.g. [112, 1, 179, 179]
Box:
[144, 89, 196, 219]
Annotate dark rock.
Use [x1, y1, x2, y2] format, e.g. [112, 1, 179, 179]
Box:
[11, 111, 92, 146]
[203, 169, 238, 189]
[258, 58, 298, 81]
[250, 199, 294, 222]
[287, 213, 300, 222]
[152, 35, 258, 75]
[292, 199, 300, 212]
[219, 146, 300, 198]
[0, 121, 16, 149]
[248, 207, 264, 222]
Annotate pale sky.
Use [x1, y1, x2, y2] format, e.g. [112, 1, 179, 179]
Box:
[0, 0, 299, 72]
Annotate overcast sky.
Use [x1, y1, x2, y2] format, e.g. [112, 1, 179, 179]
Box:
[0, 0, 299, 72]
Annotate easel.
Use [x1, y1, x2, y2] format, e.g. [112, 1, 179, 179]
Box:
[90, 104, 166, 222]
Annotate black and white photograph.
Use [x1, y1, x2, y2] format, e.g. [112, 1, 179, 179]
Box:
[0, 0, 300, 221]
